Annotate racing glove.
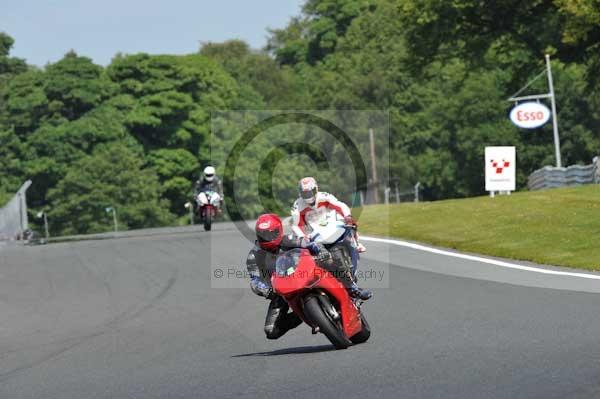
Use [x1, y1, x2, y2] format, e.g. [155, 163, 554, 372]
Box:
[250, 277, 274, 299]
[306, 241, 322, 255]
[344, 215, 358, 228]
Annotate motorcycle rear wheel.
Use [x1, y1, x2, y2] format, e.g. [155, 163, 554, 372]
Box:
[303, 295, 351, 349]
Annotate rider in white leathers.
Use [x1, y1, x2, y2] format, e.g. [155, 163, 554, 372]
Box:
[291, 177, 371, 300]
[194, 166, 223, 210]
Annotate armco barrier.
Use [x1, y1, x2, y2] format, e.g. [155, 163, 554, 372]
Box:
[0, 180, 32, 241]
[527, 157, 599, 191]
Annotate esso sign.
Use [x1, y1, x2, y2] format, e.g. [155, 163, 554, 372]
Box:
[509, 102, 551, 129]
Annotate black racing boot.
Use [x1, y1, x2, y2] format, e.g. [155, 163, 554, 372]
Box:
[339, 270, 372, 300]
[348, 283, 373, 300]
[320, 250, 373, 301]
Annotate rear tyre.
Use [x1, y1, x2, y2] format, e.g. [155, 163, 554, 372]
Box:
[350, 312, 371, 344]
[303, 295, 351, 349]
[203, 209, 212, 231]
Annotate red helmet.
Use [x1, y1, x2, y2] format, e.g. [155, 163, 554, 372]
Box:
[255, 214, 283, 252]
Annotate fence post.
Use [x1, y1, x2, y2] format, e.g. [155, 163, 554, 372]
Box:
[43, 213, 49, 240]
[414, 182, 421, 203]
[113, 208, 118, 233]
[18, 193, 23, 240]
[105, 207, 118, 233]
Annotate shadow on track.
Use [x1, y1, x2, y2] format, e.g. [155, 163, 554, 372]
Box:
[232, 344, 335, 357]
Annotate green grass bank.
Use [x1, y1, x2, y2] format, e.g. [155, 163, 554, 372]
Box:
[358, 185, 600, 271]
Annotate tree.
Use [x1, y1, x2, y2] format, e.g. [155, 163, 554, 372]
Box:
[0, 127, 29, 199]
[1, 70, 49, 135]
[555, 0, 600, 111]
[267, 0, 368, 65]
[0, 32, 26, 77]
[267, 17, 310, 65]
[44, 51, 116, 120]
[107, 53, 242, 153]
[24, 103, 131, 207]
[146, 148, 198, 214]
[47, 143, 173, 235]
[200, 40, 304, 108]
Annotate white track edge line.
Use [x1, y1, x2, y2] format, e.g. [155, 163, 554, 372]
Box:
[361, 236, 600, 280]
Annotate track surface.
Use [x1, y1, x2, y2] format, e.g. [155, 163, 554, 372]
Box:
[1, 223, 600, 398]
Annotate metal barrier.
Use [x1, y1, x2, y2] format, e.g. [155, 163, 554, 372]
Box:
[385, 182, 421, 204]
[527, 157, 599, 191]
[0, 181, 32, 241]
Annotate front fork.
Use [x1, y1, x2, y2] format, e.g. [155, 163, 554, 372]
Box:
[317, 292, 341, 322]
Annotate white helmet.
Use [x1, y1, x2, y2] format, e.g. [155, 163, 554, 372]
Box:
[298, 177, 318, 205]
[203, 166, 216, 182]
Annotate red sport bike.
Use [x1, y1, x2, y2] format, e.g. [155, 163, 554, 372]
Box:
[271, 238, 371, 349]
[195, 190, 221, 231]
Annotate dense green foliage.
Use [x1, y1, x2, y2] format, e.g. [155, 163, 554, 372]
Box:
[1, 0, 599, 235]
[0, 36, 260, 234]
[267, 0, 600, 198]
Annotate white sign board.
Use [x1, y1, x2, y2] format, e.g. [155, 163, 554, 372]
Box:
[509, 102, 551, 129]
[485, 146, 516, 192]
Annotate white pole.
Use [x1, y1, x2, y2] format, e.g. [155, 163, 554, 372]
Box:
[414, 182, 421, 203]
[546, 54, 562, 168]
[369, 128, 379, 203]
[112, 208, 118, 233]
[43, 213, 49, 240]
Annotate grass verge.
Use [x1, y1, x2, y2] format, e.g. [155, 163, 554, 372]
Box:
[358, 185, 600, 271]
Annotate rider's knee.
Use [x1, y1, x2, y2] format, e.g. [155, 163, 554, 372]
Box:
[264, 325, 283, 340]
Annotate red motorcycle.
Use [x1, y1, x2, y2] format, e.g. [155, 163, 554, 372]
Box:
[195, 190, 220, 231]
[271, 247, 371, 349]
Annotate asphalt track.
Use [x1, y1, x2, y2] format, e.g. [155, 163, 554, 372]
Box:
[1, 222, 600, 399]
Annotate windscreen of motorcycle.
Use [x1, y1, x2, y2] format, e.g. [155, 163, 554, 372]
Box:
[275, 248, 303, 276]
[306, 209, 346, 244]
[309, 221, 346, 244]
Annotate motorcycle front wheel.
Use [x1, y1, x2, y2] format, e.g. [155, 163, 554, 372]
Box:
[203, 209, 212, 231]
[303, 294, 351, 349]
[350, 312, 371, 344]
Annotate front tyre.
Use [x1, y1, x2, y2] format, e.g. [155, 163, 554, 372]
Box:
[203, 208, 212, 231]
[303, 295, 351, 349]
[350, 312, 371, 344]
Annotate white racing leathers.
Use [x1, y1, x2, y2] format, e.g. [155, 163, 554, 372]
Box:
[291, 192, 371, 299]
[292, 191, 363, 283]
[291, 192, 351, 238]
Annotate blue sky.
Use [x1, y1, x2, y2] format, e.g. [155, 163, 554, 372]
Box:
[1, 0, 304, 66]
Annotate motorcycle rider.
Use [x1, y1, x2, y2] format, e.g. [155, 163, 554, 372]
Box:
[291, 177, 372, 300]
[247, 213, 322, 339]
[194, 166, 223, 212]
